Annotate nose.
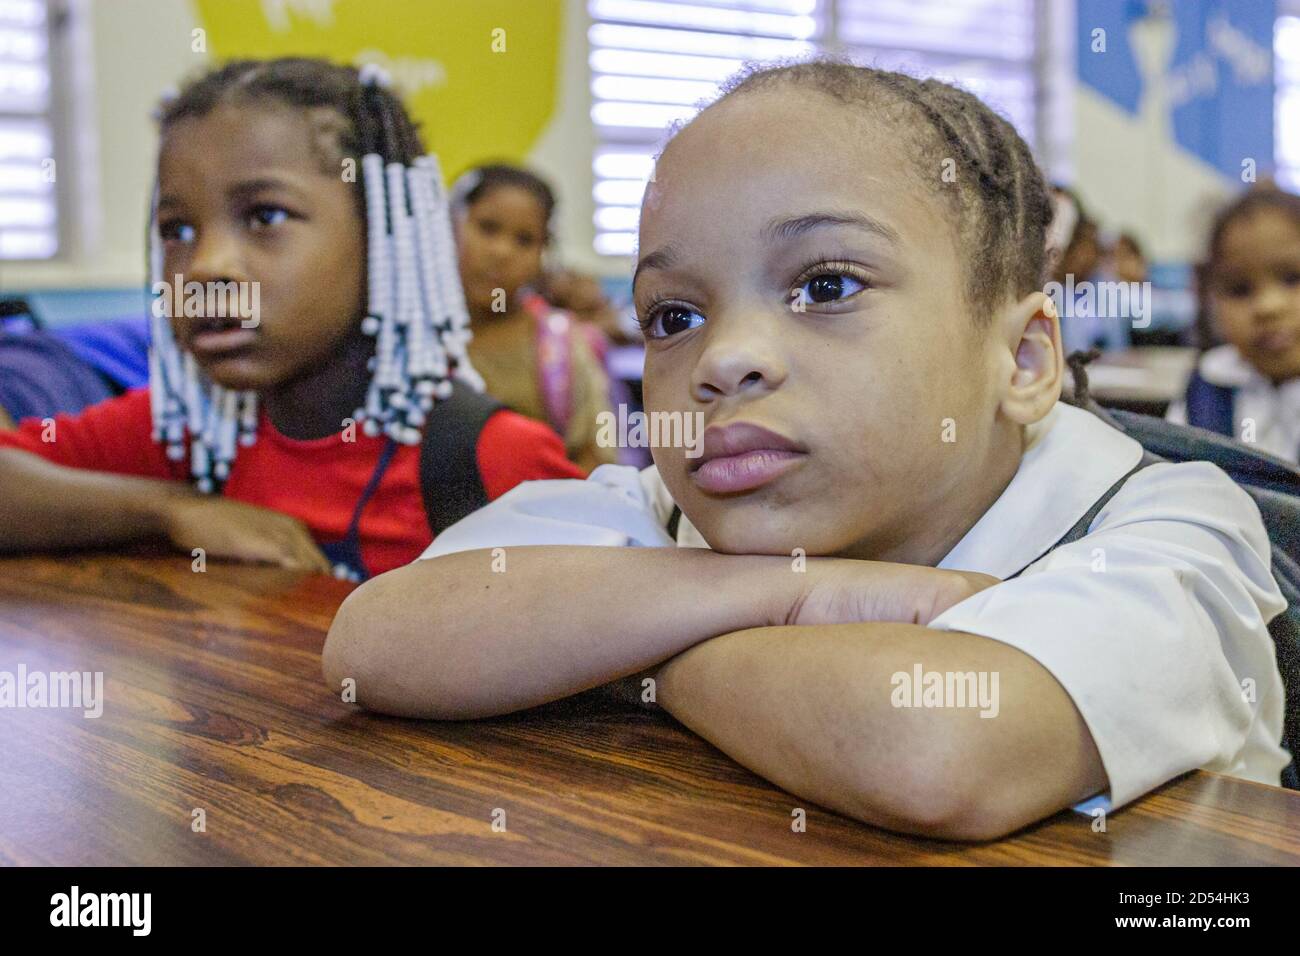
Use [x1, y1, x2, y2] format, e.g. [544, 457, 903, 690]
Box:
[690, 305, 789, 403]
[186, 226, 247, 286]
[484, 234, 517, 268]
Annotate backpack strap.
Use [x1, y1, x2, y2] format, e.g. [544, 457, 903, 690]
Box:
[1184, 365, 1236, 439]
[524, 292, 575, 438]
[320, 437, 400, 582]
[666, 504, 683, 542]
[419, 381, 506, 537]
[1005, 450, 1161, 580]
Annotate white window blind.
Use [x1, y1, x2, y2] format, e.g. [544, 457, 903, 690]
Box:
[588, 0, 1041, 257]
[0, 0, 57, 260]
[832, 0, 1038, 142]
[1277, 12, 1300, 190]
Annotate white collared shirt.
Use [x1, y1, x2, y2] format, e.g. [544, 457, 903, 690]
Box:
[1168, 344, 1300, 463]
[420, 402, 1290, 811]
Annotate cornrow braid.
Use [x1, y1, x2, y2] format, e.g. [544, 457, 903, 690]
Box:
[148, 57, 481, 493]
[705, 58, 1055, 323]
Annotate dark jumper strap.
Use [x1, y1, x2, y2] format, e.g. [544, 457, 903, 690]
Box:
[666, 504, 682, 542]
[1005, 451, 1160, 580]
[1184, 366, 1236, 439]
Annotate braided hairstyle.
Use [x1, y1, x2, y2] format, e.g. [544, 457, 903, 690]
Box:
[689, 58, 1055, 324]
[149, 57, 482, 492]
[449, 163, 558, 239]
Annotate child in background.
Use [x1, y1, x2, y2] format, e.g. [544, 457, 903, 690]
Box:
[0, 59, 581, 578]
[325, 61, 1288, 840]
[1048, 186, 1129, 354]
[1112, 232, 1148, 286]
[451, 164, 617, 471]
[1169, 184, 1300, 463]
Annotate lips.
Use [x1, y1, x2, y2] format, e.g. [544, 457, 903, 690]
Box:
[690, 421, 808, 494]
[1256, 327, 1300, 353]
[185, 317, 258, 356]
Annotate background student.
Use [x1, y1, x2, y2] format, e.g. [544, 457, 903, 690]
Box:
[0, 59, 581, 579]
[452, 164, 618, 471]
[1169, 184, 1300, 462]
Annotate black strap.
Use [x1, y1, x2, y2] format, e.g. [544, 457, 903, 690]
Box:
[666, 504, 682, 542]
[1005, 450, 1161, 580]
[321, 437, 400, 582]
[419, 381, 506, 536]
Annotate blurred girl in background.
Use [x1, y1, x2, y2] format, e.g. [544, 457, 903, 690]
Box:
[452, 164, 617, 471]
[1170, 183, 1300, 463]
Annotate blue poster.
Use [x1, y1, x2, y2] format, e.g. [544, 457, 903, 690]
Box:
[1077, 0, 1275, 181]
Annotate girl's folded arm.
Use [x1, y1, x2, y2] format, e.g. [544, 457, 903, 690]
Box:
[322, 544, 809, 719]
[654, 622, 1106, 842]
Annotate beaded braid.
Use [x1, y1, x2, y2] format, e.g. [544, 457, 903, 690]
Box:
[708, 59, 1056, 322]
[147, 58, 481, 493]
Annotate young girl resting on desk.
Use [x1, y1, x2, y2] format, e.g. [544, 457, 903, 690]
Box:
[0, 58, 581, 581]
[324, 61, 1289, 840]
[1169, 184, 1300, 464]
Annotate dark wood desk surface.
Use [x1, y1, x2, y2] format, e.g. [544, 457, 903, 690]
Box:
[1, 554, 1297, 866]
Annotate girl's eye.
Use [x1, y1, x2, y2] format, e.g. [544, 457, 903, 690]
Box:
[1225, 282, 1252, 299]
[248, 205, 289, 230]
[159, 221, 195, 244]
[640, 304, 705, 340]
[796, 271, 866, 305]
[1281, 270, 1300, 286]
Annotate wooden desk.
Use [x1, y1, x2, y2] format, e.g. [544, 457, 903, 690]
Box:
[1, 554, 1297, 866]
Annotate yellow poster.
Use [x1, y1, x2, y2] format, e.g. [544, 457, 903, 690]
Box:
[190, 0, 564, 182]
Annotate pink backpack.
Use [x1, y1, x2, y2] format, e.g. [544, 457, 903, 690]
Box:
[521, 291, 611, 437]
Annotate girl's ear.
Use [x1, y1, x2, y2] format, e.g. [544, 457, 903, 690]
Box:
[998, 290, 1064, 426]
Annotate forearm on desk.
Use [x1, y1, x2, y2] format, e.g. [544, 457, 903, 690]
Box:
[654, 622, 1108, 841]
[324, 545, 808, 719]
[0, 448, 191, 552]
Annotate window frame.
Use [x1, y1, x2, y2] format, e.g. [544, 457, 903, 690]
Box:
[0, 0, 67, 262]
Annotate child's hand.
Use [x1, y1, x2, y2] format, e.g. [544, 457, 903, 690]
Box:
[789, 560, 999, 628]
[161, 496, 333, 572]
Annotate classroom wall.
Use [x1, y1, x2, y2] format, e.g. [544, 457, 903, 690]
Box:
[1072, 0, 1277, 263]
[2, 0, 608, 300]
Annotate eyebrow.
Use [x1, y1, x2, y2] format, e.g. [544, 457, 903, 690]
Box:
[632, 209, 901, 289]
[632, 245, 679, 289]
[760, 210, 901, 246]
[156, 176, 307, 211]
